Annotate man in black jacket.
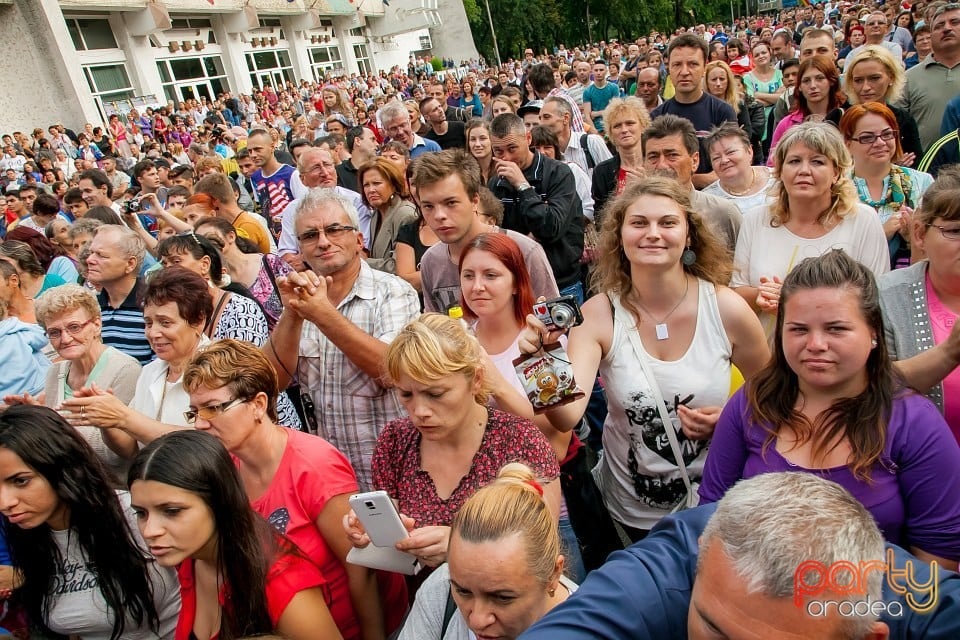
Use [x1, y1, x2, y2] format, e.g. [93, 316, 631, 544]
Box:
[488, 113, 585, 300]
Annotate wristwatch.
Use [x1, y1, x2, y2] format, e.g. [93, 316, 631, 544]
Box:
[517, 182, 532, 192]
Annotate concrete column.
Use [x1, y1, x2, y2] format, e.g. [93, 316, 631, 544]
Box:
[429, 0, 479, 63]
[112, 13, 165, 102]
[281, 17, 313, 85]
[333, 17, 359, 75]
[212, 15, 254, 96]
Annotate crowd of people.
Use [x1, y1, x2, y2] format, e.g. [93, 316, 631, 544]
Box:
[1, 0, 960, 638]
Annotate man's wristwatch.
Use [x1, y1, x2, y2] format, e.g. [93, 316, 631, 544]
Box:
[517, 182, 532, 192]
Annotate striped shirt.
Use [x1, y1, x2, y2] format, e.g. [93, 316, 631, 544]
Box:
[98, 279, 154, 366]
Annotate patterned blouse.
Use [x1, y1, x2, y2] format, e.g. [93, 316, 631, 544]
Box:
[248, 253, 292, 330]
[372, 408, 559, 527]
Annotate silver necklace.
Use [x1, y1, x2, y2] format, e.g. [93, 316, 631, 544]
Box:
[634, 277, 690, 341]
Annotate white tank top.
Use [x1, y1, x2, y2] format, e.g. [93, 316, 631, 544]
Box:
[594, 279, 731, 530]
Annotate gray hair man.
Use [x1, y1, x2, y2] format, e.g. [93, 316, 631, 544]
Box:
[278, 147, 369, 270]
[377, 100, 441, 158]
[523, 472, 959, 639]
[539, 96, 612, 178]
[264, 188, 419, 489]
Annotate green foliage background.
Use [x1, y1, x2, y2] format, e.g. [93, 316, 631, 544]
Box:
[464, 0, 749, 62]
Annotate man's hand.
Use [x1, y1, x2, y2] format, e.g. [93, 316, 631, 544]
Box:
[281, 270, 337, 324]
[494, 158, 527, 189]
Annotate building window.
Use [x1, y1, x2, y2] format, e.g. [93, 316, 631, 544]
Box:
[157, 55, 229, 104]
[83, 63, 134, 120]
[257, 17, 286, 40]
[246, 50, 295, 90]
[354, 44, 372, 76]
[309, 46, 343, 81]
[419, 35, 433, 50]
[65, 17, 119, 51]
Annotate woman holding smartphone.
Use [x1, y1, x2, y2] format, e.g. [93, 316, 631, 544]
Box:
[129, 430, 344, 640]
[345, 314, 560, 570]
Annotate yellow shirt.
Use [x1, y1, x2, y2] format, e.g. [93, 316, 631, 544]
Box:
[233, 211, 271, 254]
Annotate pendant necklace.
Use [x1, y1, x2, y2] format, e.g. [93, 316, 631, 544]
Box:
[635, 276, 690, 341]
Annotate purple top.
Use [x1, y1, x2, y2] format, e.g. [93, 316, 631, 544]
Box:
[700, 388, 960, 560]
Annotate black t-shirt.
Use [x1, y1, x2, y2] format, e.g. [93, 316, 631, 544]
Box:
[425, 121, 467, 150]
[651, 94, 737, 174]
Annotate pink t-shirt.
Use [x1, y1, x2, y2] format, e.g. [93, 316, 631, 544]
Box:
[925, 275, 960, 444]
[247, 430, 362, 638]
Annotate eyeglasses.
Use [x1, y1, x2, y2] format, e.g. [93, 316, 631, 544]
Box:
[851, 130, 896, 145]
[46, 319, 95, 341]
[183, 397, 248, 424]
[929, 224, 960, 241]
[297, 224, 357, 243]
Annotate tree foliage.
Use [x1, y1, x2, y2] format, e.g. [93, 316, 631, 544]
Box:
[466, 0, 744, 61]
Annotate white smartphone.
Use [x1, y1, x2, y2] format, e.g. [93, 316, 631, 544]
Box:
[349, 490, 409, 548]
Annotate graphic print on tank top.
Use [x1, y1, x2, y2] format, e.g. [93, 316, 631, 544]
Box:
[624, 389, 706, 509]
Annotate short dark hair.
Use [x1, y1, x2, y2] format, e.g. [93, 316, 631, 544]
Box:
[288, 138, 312, 154]
[666, 33, 709, 63]
[346, 126, 366, 152]
[490, 113, 526, 139]
[642, 114, 700, 156]
[132, 159, 155, 179]
[141, 265, 213, 327]
[32, 193, 60, 217]
[235, 148, 252, 161]
[166, 185, 191, 200]
[527, 63, 556, 95]
[78, 169, 113, 199]
[781, 57, 800, 74]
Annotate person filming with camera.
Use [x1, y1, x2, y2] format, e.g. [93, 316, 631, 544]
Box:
[518, 176, 768, 543]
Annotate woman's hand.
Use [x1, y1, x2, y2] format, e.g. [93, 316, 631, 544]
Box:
[756, 276, 782, 313]
[518, 311, 567, 355]
[395, 516, 450, 568]
[342, 509, 371, 549]
[59, 383, 129, 428]
[2, 393, 40, 407]
[898, 152, 917, 168]
[678, 404, 722, 441]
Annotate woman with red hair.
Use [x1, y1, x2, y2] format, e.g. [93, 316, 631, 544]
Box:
[840, 102, 933, 269]
[767, 55, 846, 165]
[457, 232, 587, 582]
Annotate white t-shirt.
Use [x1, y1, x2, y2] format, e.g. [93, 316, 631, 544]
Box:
[46, 491, 180, 639]
[732, 202, 890, 336]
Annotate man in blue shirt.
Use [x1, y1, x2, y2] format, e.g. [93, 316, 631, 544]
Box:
[522, 473, 960, 640]
[582, 60, 621, 134]
[378, 101, 441, 159]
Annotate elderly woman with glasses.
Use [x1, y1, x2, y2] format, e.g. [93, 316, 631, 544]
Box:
[840, 103, 933, 270]
[879, 167, 960, 446]
[3, 285, 142, 481]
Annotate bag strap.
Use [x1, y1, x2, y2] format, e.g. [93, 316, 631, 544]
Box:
[580, 133, 596, 170]
[440, 587, 457, 637]
[205, 291, 231, 338]
[608, 293, 694, 496]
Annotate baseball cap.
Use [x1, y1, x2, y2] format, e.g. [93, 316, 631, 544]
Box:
[517, 100, 545, 117]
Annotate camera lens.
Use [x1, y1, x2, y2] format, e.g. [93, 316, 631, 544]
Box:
[551, 304, 573, 328]
[364, 500, 375, 509]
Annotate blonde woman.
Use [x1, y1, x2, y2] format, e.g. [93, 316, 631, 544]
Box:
[834, 44, 922, 165]
[732, 122, 890, 336]
[400, 464, 576, 640]
[345, 314, 559, 568]
[704, 61, 760, 155]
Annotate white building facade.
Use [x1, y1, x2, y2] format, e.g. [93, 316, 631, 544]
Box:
[0, 0, 466, 132]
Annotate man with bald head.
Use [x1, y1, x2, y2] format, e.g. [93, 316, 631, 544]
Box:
[248, 128, 295, 237]
[635, 67, 663, 113]
[278, 147, 368, 270]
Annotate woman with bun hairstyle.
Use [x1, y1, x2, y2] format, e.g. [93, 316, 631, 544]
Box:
[399, 463, 575, 640]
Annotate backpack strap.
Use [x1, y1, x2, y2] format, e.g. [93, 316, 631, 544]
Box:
[440, 587, 457, 637]
[580, 133, 596, 170]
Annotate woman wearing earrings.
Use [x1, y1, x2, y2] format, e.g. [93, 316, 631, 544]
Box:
[518, 176, 768, 542]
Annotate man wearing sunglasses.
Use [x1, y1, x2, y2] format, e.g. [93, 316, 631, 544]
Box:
[263, 188, 419, 490]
